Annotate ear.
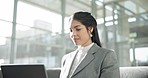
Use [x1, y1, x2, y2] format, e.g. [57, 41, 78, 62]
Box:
[88, 27, 93, 33]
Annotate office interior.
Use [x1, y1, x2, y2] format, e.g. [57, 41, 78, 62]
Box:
[0, 0, 148, 68]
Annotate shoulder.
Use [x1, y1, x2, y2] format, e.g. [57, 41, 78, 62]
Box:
[96, 47, 118, 67]
[99, 47, 115, 57]
[91, 44, 117, 61]
[92, 43, 115, 54]
[97, 47, 116, 60]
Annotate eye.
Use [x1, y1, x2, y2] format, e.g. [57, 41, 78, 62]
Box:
[76, 28, 81, 31]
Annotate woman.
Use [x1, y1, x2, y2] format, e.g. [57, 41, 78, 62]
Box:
[60, 11, 120, 78]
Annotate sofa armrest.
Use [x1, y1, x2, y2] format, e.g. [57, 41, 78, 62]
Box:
[46, 68, 61, 78]
[0, 69, 3, 78]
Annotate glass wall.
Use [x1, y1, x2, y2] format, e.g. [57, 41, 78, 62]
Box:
[0, 0, 14, 64]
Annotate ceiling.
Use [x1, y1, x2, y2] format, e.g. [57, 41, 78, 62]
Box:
[20, 0, 148, 17]
[20, 0, 148, 47]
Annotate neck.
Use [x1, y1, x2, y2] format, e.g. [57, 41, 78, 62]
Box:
[82, 40, 92, 47]
[79, 38, 92, 47]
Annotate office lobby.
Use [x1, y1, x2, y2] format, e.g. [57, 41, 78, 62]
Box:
[0, 0, 148, 78]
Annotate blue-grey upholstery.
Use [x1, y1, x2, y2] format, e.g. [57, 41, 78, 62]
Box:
[120, 67, 148, 78]
[46, 68, 61, 78]
[0, 70, 2, 78]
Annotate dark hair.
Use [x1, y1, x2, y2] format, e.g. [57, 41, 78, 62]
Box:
[72, 11, 102, 47]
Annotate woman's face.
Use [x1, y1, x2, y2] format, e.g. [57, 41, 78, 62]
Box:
[69, 19, 92, 47]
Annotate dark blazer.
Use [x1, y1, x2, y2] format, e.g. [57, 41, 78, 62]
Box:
[60, 43, 120, 78]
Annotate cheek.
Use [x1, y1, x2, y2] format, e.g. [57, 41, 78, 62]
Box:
[80, 31, 89, 39]
[81, 35, 88, 41]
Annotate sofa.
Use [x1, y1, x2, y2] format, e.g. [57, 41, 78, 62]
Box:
[0, 67, 148, 78]
[120, 66, 148, 78]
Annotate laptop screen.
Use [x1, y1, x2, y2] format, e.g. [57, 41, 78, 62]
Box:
[1, 64, 48, 78]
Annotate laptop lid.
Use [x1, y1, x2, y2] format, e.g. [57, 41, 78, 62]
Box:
[1, 64, 48, 78]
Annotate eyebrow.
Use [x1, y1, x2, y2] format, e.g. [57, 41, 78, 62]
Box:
[70, 25, 81, 29]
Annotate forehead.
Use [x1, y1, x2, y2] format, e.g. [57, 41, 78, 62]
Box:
[69, 20, 85, 28]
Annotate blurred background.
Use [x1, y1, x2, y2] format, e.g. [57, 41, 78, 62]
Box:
[0, 0, 148, 68]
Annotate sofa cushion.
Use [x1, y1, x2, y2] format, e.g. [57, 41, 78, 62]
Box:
[120, 67, 148, 78]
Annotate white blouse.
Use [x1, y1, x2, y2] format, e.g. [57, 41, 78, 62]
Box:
[68, 43, 94, 77]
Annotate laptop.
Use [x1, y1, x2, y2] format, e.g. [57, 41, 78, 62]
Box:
[1, 64, 48, 78]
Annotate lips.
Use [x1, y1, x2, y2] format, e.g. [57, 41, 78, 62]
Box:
[73, 38, 79, 42]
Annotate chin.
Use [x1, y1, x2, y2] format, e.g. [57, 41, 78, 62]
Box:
[73, 42, 80, 46]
